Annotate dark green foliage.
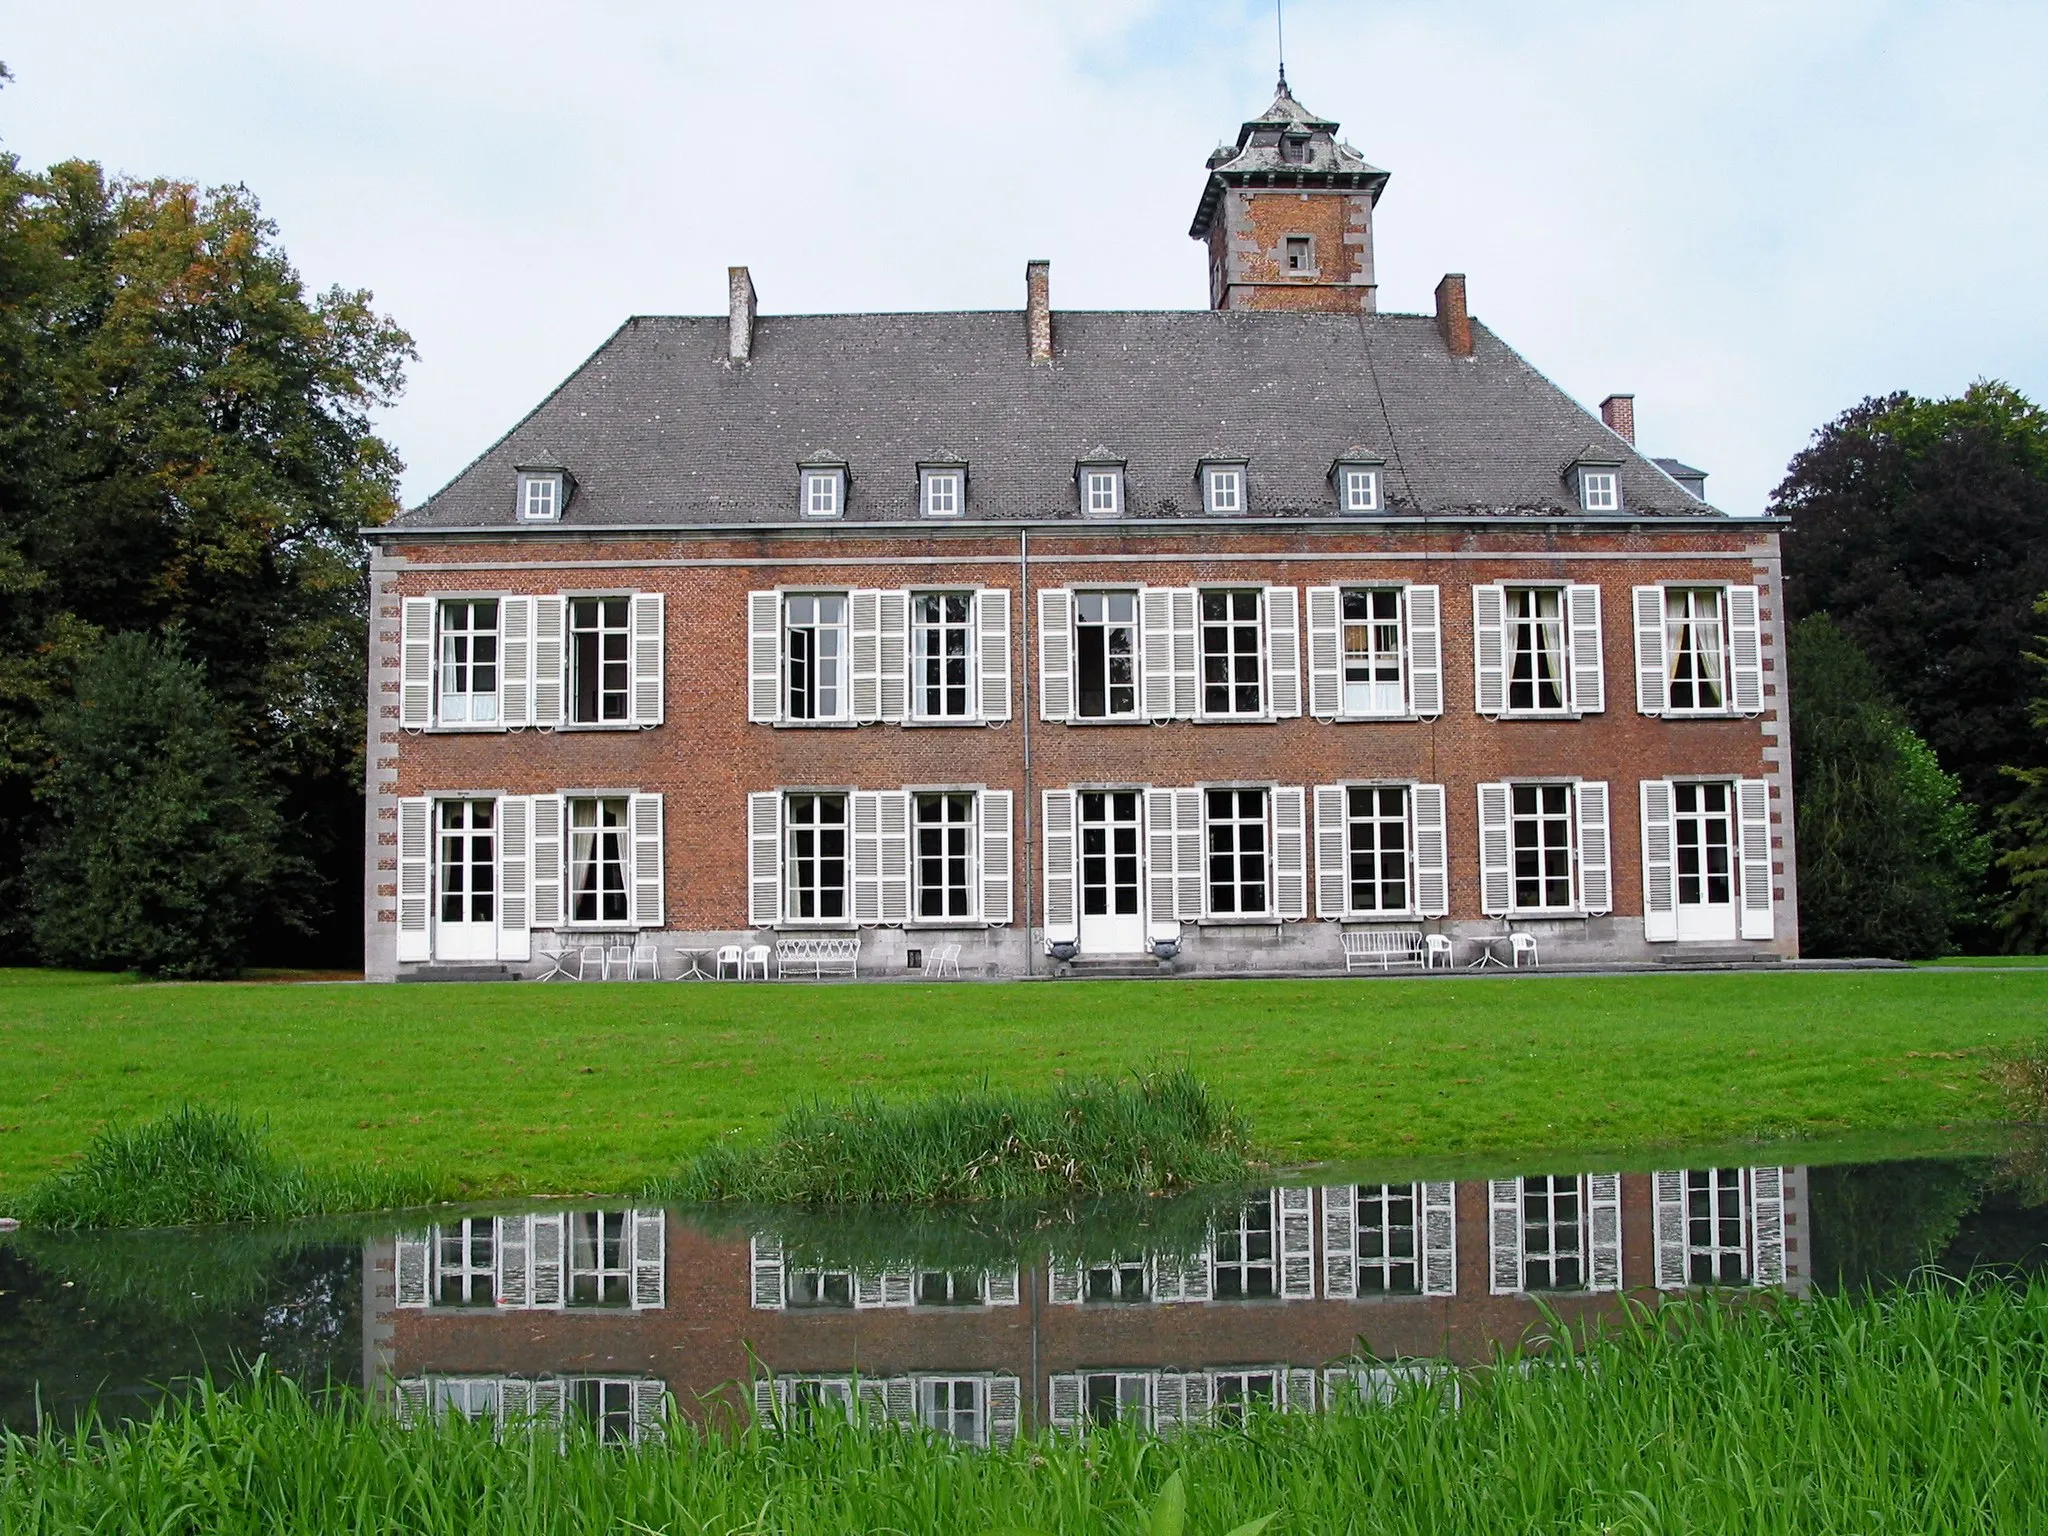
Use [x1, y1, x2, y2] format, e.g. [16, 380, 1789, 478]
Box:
[1805, 1159, 1988, 1291]
[1995, 593, 2048, 950]
[29, 633, 295, 976]
[1790, 615, 1989, 957]
[645, 1069, 1261, 1205]
[16, 1104, 432, 1230]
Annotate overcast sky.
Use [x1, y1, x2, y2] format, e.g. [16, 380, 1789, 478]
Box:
[3, 1, 2043, 515]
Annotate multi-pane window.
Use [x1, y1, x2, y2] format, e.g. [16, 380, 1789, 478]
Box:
[1206, 789, 1269, 916]
[570, 1211, 630, 1306]
[1521, 1176, 1586, 1291]
[1687, 1169, 1750, 1285]
[787, 1269, 854, 1308]
[1084, 1255, 1148, 1303]
[1342, 588, 1404, 714]
[571, 1379, 635, 1445]
[1201, 589, 1264, 715]
[521, 474, 560, 521]
[568, 798, 629, 924]
[1204, 465, 1245, 514]
[570, 596, 630, 723]
[1354, 1184, 1421, 1295]
[802, 470, 841, 518]
[1675, 782, 1733, 907]
[913, 592, 974, 718]
[436, 1218, 496, 1305]
[1506, 588, 1567, 711]
[438, 800, 496, 925]
[785, 594, 848, 721]
[921, 1378, 983, 1443]
[1346, 785, 1410, 913]
[1083, 469, 1122, 516]
[915, 1270, 985, 1306]
[787, 1378, 856, 1425]
[1664, 588, 1727, 711]
[914, 792, 975, 920]
[1285, 234, 1312, 270]
[1075, 591, 1138, 718]
[1339, 467, 1380, 512]
[1214, 1192, 1276, 1299]
[1212, 1370, 1280, 1425]
[785, 793, 848, 921]
[1084, 1373, 1151, 1429]
[438, 599, 500, 723]
[1080, 790, 1142, 922]
[1510, 784, 1574, 911]
[923, 470, 963, 518]
[433, 1378, 500, 1420]
[1580, 471, 1619, 512]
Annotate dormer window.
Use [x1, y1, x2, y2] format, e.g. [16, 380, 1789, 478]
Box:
[920, 465, 965, 518]
[799, 464, 845, 520]
[515, 467, 566, 522]
[1285, 235, 1313, 272]
[1201, 462, 1246, 515]
[1580, 471, 1620, 513]
[1077, 462, 1125, 518]
[1332, 459, 1382, 513]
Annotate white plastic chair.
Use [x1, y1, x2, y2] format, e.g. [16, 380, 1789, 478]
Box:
[714, 945, 744, 979]
[578, 944, 605, 981]
[630, 943, 659, 981]
[1510, 933, 1540, 968]
[929, 944, 962, 978]
[1424, 935, 1454, 971]
[741, 944, 771, 980]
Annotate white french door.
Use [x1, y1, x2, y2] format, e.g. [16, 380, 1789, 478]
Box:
[436, 798, 499, 960]
[1672, 781, 1738, 941]
[1078, 790, 1146, 954]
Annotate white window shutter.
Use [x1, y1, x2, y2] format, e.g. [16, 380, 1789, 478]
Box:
[1042, 788, 1078, 943]
[1153, 1373, 1187, 1432]
[497, 796, 532, 962]
[1472, 585, 1507, 716]
[1140, 587, 1174, 718]
[1727, 585, 1764, 713]
[1488, 1178, 1523, 1295]
[1145, 788, 1180, 943]
[1576, 780, 1612, 914]
[1640, 781, 1678, 941]
[1313, 785, 1347, 918]
[1750, 1166, 1786, 1286]
[394, 1231, 430, 1306]
[495, 1215, 531, 1306]
[850, 589, 881, 723]
[1411, 784, 1449, 917]
[529, 1376, 566, 1424]
[530, 1212, 565, 1306]
[879, 790, 911, 925]
[1169, 588, 1199, 718]
[1037, 588, 1073, 721]
[1278, 1185, 1315, 1298]
[1321, 1186, 1357, 1299]
[977, 588, 1011, 722]
[1633, 585, 1668, 714]
[1047, 1260, 1083, 1306]
[629, 592, 664, 726]
[1476, 783, 1511, 916]
[532, 596, 566, 728]
[880, 1272, 914, 1308]
[878, 590, 910, 723]
[1653, 1170, 1687, 1289]
[499, 596, 534, 727]
[1587, 1172, 1622, 1292]
[630, 1208, 665, 1309]
[1048, 1374, 1082, 1432]
[1284, 1367, 1318, 1414]
[1173, 787, 1205, 921]
[397, 797, 431, 961]
[1737, 778, 1774, 938]
[631, 1379, 668, 1444]
[400, 598, 434, 728]
[748, 792, 782, 927]
[1272, 786, 1308, 919]
[984, 1267, 1020, 1306]
[979, 789, 1013, 925]
[1265, 586, 1301, 718]
[1405, 584, 1443, 717]
[1566, 583, 1605, 713]
[1305, 586, 1342, 718]
[749, 1235, 785, 1309]
[530, 795, 563, 929]
[747, 592, 781, 723]
[1181, 1371, 1213, 1426]
[392, 1376, 430, 1424]
[850, 791, 882, 925]
[752, 1377, 781, 1426]
[1420, 1181, 1457, 1296]
[629, 793, 664, 926]
[987, 1375, 1021, 1449]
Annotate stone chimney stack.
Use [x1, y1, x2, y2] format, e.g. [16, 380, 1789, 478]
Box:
[1600, 393, 1636, 445]
[728, 266, 758, 364]
[1434, 273, 1472, 358]
[1025, 260, 1052, 363]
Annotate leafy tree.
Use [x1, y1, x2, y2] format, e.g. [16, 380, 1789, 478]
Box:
[1790, 615, 1988, 958]
[1997, 594, 2048, 950]
[29, 632, 300, 978]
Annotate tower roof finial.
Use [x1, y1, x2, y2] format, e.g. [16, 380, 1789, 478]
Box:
[1275, 0, 1287, 92]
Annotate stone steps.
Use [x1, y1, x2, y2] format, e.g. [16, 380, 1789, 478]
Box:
[396, 964, 515, 983]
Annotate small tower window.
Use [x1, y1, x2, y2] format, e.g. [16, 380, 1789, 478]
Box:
[1286, 236, 1313, 273]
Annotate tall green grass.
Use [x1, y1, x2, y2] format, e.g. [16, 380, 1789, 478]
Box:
[16, 1105, 434, 1229]
[645, 1069, 1260, 1205]
[6, 1281, 2045, 1532]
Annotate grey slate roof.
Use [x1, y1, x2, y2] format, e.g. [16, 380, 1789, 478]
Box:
[1189, 81, 1388, 236]
[398, 309, 1725, 530]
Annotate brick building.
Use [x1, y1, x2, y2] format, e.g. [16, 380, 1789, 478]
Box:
[365, 79, 1796, 981]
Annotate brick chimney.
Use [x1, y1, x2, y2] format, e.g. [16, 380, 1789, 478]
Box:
[1434, 273, 1471, 358]
[1600, 393, 1636, 444]
[727, 266, 757, 364]
[1025, 260, 1052, 363]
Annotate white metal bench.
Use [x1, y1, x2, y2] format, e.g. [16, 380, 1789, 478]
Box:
[1342, 929, 1426, 972]
[774, 935, 861, 979]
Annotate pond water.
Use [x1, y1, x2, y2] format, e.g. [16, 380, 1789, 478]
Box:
[5, 1136, 2045, 1441]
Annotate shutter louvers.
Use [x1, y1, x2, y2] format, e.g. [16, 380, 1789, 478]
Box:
[984, 1267, 1020, 1306]
[977, 588, 1011, 722]
[393, 1377, 430, 1425]
[1412, 784, 1449, 917]
[1285, 1368, 1318, 1414]
[1272, 787, 1308, 920]
[1140, 587, 1174, 718]
[1750, 1166, 1786, 1286]
[529, 796, 563, 929]
[632, 1379, 668, 1445]
[1278, 1185, 1315, 1298]
[880, 1272, 914, 1307]
[1169, 588, 1199, 718]
[1154, 1373, 1186, 1433]
[499, 1377, 534, 1426]
[1305, 586, 1342, 718]
[747, 592, 782, 723]
[1265, 586, 1301, 717]
[857, 1378, 888, 1424]
[1576, 780, 1612, 915]
[879, 791, 912, 925]
[1488, 1178, 1523, 1295]
[748, 792, 782, 927]
[496, 1215, 531, 1306]
[1477, 783, 1512, 916]
[497, 796, 532, 962]
[629, 592, 664, 725]
[1048, 1374, 1082, 1432]
[1181, 1372, 1212, 1426]
[1038, 588, 1073, 721]
[630, 1208, 665, 1309]
[1173, 788, 1205, 922]
[987, 1375, 1021, 1448]
[1587, 1172, 1622, 1292]
[1313, 785, 1348, 918]
[1640, 781, 1678, 942]
[878, 590, 910, 723]
[1042, 789, 1078, 943]
[1472, 585, 1507, 716]
[401, 598, 434, 727]
[1421, 1181, 1457, 1296]
[1145, 788, 1179, 942]
[851, 791, 882, 925]
[978, 789, 1013, 926]
[629, 793, 664, 927]
[1047, 1261, 1083, 1306]
[533, 596, 566, 728]
[530, 1213, 565, 1307]
[1567, 582, 1605, 713]
[850, 590, 881, 723]
[500, 595, 534, 727]
[1727, 585, 1764, 713]
[530, 1377, 565, 1428]
[1405, 584, 1444, 717]
[753, 1376, 780, 1429]
[749, 1235, 786, 1309]
[1737, 778, 1774, 939]
[1653, 1170, 1688, 1289]
[1633, 586, 1668, 714]
[395, 1231, 431, 1306]
[1322, 1185, 1357, 1299]
[397, 797, 431, 962]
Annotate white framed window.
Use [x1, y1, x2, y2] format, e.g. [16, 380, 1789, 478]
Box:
[1205, 787, 1269, 917]
[800, 468, 844, 519]
[912, 592, 975, 719]
[1684, 1168, 1751, 1286]
[1579, 470, 1619, 512]
[1339, 465, 1380, 512]
[921, 467, 963, 518]
[435, 1218, 497, 1306]
[1200, 589, 1264, 716]
[1212, 1190, 1276, 1298]
[1510, 782, 1575, 912]
[785, 792, 849, 922]
[1506, 587, 1568, 712]
[786, 1377, 858, 1426]
[1518, 1175, 1587, 1291]
[1479, 779, 1610, 918]
[1344, 784, 1410, 914]
[569, 596, 631, 723]
[1351, 1184, 1422, 1296]
[1665, 588, 1727, 712]
[1082, 1255, 1149, 1303]
[1212, 1370, 1280, 1425]
[1081, 467, 1123, 517]
[437, 799, 497, 927]
[913, 791, 976, 921]
[569, 1211, 631, 1306]
[920, 1378, 984, 1444]
[784, 593, 850, 721]
[786, 1269, 855, 1308]
[437, 599, 500, 724]
[1202, 464, 1245, 514]
[1082, 1372, 1152, 1430]
[566, 798, 629, 925]
[1341, 588, 1404, 715]
[570, 1378, 636, 1445]
[517, 471, 563, 522]
[1074, 590, 1139, 718]
[914, 1270, 985, 1306]
[1284, 234, 1313, 271]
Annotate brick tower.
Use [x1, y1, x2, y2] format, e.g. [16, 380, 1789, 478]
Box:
[1189, 74, 1389, 313]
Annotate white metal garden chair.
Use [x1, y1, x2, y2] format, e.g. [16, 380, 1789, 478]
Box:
[629, 943, 660, 981]
[929, 944, 962, 978]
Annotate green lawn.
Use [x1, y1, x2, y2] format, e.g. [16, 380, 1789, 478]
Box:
[1, 967, 2041, 1206]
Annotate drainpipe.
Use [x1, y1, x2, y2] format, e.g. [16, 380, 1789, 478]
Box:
[1020, 528, 1035, 977]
